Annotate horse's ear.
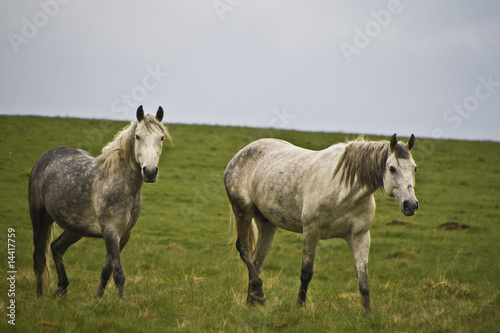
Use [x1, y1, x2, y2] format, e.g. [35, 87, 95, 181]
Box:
[407, 134, 415, 151]
[137, 106, 145, 122]
[156, 106, 164, 122]
[390, 133, 397, 152]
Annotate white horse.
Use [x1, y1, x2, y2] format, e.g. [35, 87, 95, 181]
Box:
[224, 134, 418, 312]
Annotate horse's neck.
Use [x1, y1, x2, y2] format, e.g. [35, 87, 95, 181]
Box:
[326, 146, 380, 206]
[338, 181, 376, 207]
[97, 151, 142, 185]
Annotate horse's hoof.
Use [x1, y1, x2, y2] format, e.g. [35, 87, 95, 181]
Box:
[247, 292, 265, 306]
[53, 288, 67, 298]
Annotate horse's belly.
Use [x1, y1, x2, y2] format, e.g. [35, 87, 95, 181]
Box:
[257, 205, 304, 233]
[269, 217, 303, 234]
[48, 208, 102, 237]
[43, 185, 102, 237]
[58, 221, 102, 238]
[319, 221, 352, 239]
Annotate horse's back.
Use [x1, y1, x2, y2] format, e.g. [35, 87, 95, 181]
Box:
[225, 138, 336, 187]
[29, 147, 100, 235]
[30, 147, 94, 188]
[224, 139, 295, 189]
[225, 138, 307, 170]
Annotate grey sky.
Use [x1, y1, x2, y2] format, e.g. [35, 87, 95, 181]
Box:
[1, 0, 499, 141]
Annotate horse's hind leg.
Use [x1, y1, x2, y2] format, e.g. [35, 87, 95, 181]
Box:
[252, 212, 278, 275]
[51, 231, 82, 297]
[233, 206, 265, 305]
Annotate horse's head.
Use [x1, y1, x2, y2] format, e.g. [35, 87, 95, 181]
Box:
[134, 106, 169, 183]
[383, 134, 419, 216]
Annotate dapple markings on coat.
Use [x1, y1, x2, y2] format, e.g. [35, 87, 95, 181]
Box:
[225, 134, 418, 312]
[29, 106, 170, 298]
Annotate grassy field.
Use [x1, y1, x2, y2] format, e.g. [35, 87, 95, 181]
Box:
[0, 115, 499, 332]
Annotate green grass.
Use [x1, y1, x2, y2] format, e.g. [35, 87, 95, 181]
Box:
[1, 115, 499, 332]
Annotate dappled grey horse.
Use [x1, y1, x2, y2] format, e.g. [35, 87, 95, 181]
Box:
[225, 134, 418, 312]
[29, 106, 170, 298]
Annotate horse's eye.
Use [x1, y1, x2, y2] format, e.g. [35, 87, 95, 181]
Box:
[414, 166, 418, 173]
[135, 134, 140, 140]
[160, 136, 165, 141]
[389, 166, 397, 173]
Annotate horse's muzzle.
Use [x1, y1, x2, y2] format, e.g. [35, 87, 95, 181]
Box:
[402, 199, 419, 216]
[142, 166, 158, 183]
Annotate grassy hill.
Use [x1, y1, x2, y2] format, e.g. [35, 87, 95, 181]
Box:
[1, 115, 499, 332]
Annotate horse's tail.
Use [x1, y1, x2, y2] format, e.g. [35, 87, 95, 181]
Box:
[30, 201, 53, 295]
[29, 156, 54, 295]
[229, 210, 258, 256]
[248, 219, 258, 255]
[41, 224, 53, 294]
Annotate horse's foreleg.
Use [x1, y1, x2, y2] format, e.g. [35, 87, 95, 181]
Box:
[51, 231, 82, 297]
[298, 227, 320, 306]
[96, 254, 112, 298]
[100, 231, 126, 299]
[349, 231, 372, 313]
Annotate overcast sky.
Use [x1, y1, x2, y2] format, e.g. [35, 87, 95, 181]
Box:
[1, 0, 499, 141]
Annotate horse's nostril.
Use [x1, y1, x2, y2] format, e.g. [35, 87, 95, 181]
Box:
[403, 200, 418, 212]
[142, 166, 158, 179]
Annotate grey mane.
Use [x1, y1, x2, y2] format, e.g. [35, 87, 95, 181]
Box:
[333, 138, 411, 190]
